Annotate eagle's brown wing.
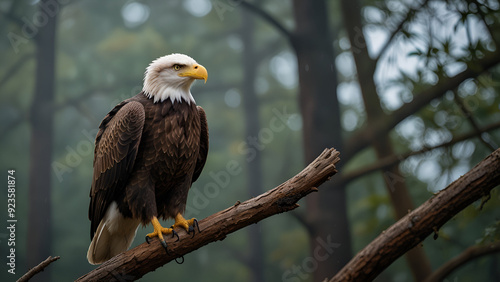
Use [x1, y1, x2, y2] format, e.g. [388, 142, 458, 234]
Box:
[192, 106, 209, 182]
[89, 101, 145, 240]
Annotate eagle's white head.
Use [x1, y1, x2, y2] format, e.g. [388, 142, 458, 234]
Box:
[142, 53, 208, 104]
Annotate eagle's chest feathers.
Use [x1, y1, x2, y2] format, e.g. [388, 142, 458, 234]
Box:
[143, 100, 201, 178]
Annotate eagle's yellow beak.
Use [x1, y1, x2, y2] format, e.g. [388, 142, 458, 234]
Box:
[179, 64, 208, 83]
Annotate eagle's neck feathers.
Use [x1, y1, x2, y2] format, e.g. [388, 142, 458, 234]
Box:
[142, 82, 195, 105]
[142, 75, 195, 104]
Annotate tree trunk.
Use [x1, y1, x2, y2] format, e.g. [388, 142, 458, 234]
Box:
[27, 1, 57, 281]
[292, 1, 352, 280]
[339, 0, 433, 279]
[241, 6, 265, 282]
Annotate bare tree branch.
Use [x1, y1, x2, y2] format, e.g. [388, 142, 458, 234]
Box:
[0, 8, 23, 28]
[17, 256, 60, 282]
[0, 86, 114, 138]
[0, 113, 27, 138]
[51, 87, 114, 112]
[76, 148, 340, 281]
[454, 92, 498, 151]
[288, 211, 315, 235]
[344, 49, 500, 160]
[340, 120, 500, 185]
[0, 53, 34, 90]
[424, 242, 500, 282]
[240, 1, 294, 44]
[329, 148, 500, 282]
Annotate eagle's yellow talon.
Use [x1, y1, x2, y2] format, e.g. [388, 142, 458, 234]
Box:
[171, 213, 199, 235]
[146, 216, 177, 242]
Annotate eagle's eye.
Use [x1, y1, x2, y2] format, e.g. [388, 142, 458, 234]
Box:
[173, 64, 182, 71]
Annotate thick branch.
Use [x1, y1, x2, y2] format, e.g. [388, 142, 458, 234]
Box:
[77, 148, 340, 281]
[329, 148, 500, 282]
[17, 256, 60, 282]
[424, 242, 500, 282]
[344, 49, 500, 160]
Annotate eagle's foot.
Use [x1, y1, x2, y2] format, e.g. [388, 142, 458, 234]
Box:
[171, 214, 201, 238]
[146, 216, 179, 254]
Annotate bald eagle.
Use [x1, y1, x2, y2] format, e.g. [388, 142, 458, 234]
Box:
[87, 53, 209, 265]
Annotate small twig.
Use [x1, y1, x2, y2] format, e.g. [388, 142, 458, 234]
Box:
[0, 53, 35, 90]
[17, 256, 60, 282]
[0, 114, 27, 138]
[341, 120, 500, 185]
[344, 49, 500, 160]
[0, 9, 24, 28]
[453, 91, 497, 151]
[424, 242, 500, 282]
[289, 211, 315, 235]
[469, 0, 500, 48]
[240, 1, 294, 44]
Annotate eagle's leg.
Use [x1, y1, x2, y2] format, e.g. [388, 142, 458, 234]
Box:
[145, 216, 179, 253]
[171, 213, 201, 238]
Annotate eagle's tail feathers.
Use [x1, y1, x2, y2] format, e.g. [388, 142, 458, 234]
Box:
[87, 202, 140, 265]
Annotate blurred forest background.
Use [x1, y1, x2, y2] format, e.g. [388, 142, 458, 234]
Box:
[1, 0, 500, 281]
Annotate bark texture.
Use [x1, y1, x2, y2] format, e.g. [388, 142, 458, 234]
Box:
[292, 1, 351, 279]
[77, 148, 340, 281]
[329, 148, 500, 282]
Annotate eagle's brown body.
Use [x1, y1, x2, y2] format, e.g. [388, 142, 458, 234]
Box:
[87, 53, 209, 265]
[89, 92, 208, 238]
[88, 92, 208, 264]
